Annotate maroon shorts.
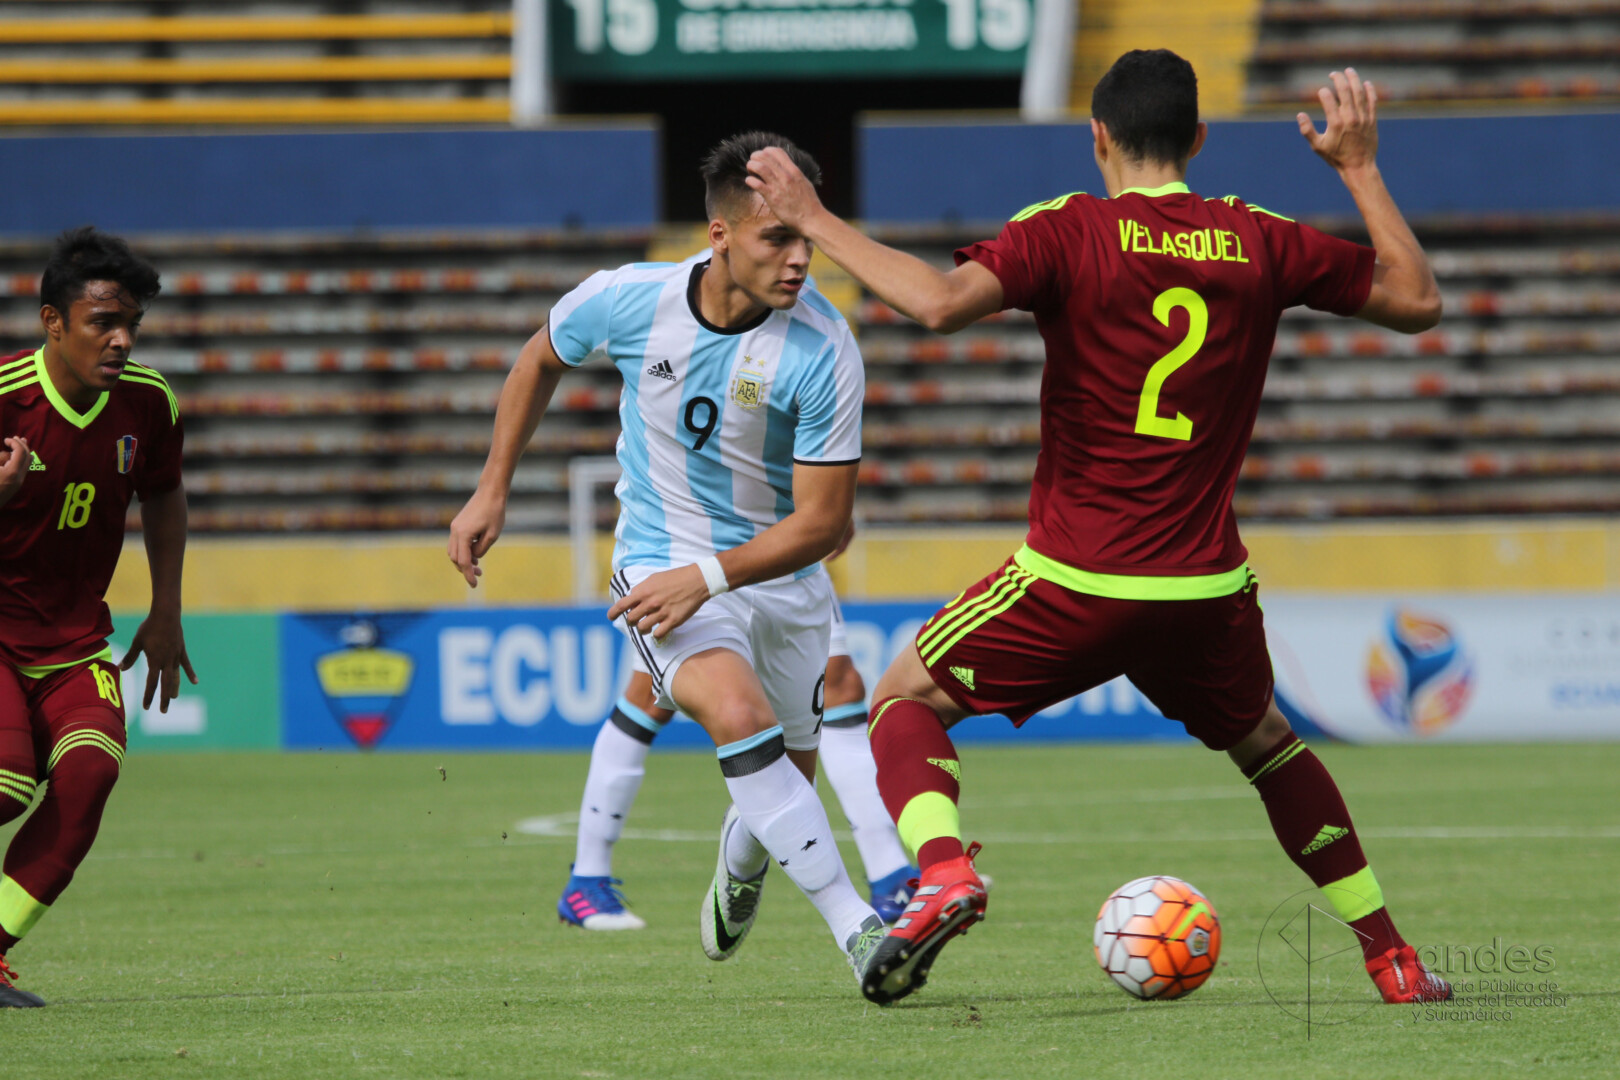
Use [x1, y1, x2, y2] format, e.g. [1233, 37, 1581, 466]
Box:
[0, 656, 128, 783]
[915, 556, 1273, 751]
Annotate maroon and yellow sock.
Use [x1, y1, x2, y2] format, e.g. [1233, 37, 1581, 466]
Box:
[867, 697, 964, 871]
[1243, 731, 1404, 960]
[0, 736, 123, 952]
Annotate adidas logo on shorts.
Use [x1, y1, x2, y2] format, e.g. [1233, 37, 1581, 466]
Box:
[949, 665, 976, 691]
[645, 358, 677, 381]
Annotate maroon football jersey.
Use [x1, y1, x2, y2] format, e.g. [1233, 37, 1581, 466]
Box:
[0, 347, 184, 669]
[957, 182, 1375, 579]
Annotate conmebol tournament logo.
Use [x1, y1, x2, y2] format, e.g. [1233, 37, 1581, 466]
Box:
[315, 619, 416, 749]
[1365, 608, 1475, 735]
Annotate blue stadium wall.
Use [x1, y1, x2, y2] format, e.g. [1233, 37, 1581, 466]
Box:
[858, 112, 1620, 222]
[4, 113, 1616, 234]
[0, 125, 659, 234]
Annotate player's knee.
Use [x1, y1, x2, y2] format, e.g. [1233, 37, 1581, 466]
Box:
[706, 699, 778, 748]
[1227, 702, 1293, 768]
[48, 739, 123, 808]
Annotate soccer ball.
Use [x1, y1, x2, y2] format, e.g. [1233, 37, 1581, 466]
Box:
[1093, 875, 1221, 1000]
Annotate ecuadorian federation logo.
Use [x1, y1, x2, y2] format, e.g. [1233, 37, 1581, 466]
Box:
[115, 435, 138, 475]
[315, 620, 416, 748]
[1365, 608, 1474, 736]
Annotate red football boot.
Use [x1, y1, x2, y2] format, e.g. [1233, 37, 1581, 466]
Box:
[1367, 944, 1452, 1004]
[0, 954, 46, 1008]
[858, 842, 987, 1005]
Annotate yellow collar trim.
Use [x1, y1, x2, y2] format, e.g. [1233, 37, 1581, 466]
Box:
[1116, 181, 1192, 199]
[33, 347, 109, 429]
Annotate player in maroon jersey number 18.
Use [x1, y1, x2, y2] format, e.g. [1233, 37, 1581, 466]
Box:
[748, 52, 1454, 1007]
[0, 227, 194, 1007]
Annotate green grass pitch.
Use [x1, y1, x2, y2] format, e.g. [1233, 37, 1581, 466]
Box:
[1, 742, 1616, 1079]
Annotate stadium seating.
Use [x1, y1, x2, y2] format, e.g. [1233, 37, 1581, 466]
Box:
[3, 212, 1617, 534]
[0, 2, 512, 126]
[1248, 1, 1620, 109]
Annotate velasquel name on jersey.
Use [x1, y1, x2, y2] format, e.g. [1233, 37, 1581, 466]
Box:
[1118, 220, 1250, 264]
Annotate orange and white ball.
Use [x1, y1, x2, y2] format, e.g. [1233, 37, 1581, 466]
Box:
[1094, 875, 1221, 999]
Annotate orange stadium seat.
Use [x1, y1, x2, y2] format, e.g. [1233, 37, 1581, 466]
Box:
[4, 212, 1617, 533]
[0, 4, 513, 127]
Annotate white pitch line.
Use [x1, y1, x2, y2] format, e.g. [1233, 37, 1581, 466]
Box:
[511, 814, 1620, 845]
[81, 818, 1620, 864]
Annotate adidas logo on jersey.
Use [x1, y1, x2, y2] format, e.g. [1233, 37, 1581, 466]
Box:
[645, 359, 677, 381]
[28, 451, 45, 471]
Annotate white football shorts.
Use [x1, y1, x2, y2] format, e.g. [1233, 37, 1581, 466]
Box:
[610, 565, 833, 751]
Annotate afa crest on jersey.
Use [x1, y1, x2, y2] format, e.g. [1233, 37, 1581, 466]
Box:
[730, 355, 768, 410]
[115, 435, 138, 475]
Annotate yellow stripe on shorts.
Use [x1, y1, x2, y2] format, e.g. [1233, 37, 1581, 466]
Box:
[915, 565, 1027, 658]
[918, 567, 1036, 667]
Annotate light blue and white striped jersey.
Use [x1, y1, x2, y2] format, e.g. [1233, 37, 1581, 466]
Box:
[549, 254, 864, 580]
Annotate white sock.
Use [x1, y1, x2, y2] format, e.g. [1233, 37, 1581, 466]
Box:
[719, 732, 877, 948]
[723, 808, 770, 880]
[819, 717, 913, 883]
[572, 705, 659, 877]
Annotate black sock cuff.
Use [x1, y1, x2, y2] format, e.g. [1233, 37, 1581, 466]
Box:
[717, 730, 787, 778]
[608, 706, 660, 745]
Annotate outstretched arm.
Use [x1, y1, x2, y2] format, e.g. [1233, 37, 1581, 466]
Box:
[1299, 68, 1441, 334]
[448, 327, 568, 586]
[747, 149, 1004, 334]
[606, 461, 858, 641]
[123, 484, 197, 712]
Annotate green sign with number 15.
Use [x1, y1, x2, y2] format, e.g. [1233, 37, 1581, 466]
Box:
[550, 0, 1030, 80]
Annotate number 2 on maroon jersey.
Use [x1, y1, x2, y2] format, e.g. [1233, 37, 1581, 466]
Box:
[1134, 287, 1206, 442]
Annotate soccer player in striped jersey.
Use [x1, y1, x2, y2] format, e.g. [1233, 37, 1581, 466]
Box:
[0, 227, 194, 1007]
[749, 54, 1453, 1006]
[558, 557, 917, 931]
[450, 132, 887, 979]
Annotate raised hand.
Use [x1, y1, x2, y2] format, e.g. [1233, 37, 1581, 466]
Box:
[0, 435, 31, 508]
[1298, 68, 1379, 173]
[746, 147, 826, 232]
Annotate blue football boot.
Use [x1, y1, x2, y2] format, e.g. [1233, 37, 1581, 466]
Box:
[558, 869, 646, 931]
[869, 864, 921, 924]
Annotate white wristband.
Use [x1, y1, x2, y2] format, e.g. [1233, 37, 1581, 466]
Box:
[696, 555, 730, 598]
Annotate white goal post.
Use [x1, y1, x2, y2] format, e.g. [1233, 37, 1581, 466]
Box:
[568, 456, 622, 601]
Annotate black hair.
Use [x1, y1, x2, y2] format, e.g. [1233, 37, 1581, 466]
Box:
[39, 225, 161, 321]
[701, 131, 821, 220]
[1090, 49, 1200, 166]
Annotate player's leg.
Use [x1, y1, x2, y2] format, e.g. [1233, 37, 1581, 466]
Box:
[0, 664, 44, 1008]
[817, 639, 916, 921]
[862, 558, 1096, 1003]
[672, 646, 878, 964]
[1226, 706, 1448, 1002]
[558, 665, 672, 931]
[0, 659, 127, 1007]
[1130, 581, 1450, 1005]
